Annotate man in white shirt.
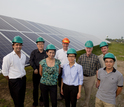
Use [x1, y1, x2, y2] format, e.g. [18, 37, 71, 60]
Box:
[2, 36, 26, 107]
[55, 37, 70, 100]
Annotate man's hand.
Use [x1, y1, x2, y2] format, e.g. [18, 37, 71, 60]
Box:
[5, 76, 9, 81]
[77, 92, 81, 99]
[96, 80, 100, 88]
[61, 88, 64, 95]
[34, 69, 38, 74]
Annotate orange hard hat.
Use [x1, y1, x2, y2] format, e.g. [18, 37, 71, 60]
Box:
[62, 38, 70, 43]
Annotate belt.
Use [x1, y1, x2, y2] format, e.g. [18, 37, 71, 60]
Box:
[83, 74, 95, 77]
[83, 74, 90, 77]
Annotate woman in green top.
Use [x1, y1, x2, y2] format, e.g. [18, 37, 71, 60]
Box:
[39, 44, 61, 107]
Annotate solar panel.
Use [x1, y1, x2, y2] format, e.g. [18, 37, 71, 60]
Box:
[15, 19, 43, 33]
[38, 24, 59, 34]
[38, 34, 61, 49]
[28, 21, 51, 33]
[23, 33, 49, 49]
[0, 15, 104, 71]
[0, 15, 31, 32]
[0, 17, 16, 30]
[0, 33, 12, 69]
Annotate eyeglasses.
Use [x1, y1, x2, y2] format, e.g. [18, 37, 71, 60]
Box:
[105, 61, 114, 63]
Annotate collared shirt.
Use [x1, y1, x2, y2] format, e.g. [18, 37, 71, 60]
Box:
[77, 53, 101, 76]
[96, 67, 123, 105]
[2, 51, 26, 79]
[98, 54, 117, 69]
[29, 49, 47, 70]
[55, 48, 69, 68]
[62, 62, 83, 86]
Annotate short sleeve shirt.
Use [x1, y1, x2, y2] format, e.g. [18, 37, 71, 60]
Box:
[39, 59, 61, 85]
[96, 67, 123, 105]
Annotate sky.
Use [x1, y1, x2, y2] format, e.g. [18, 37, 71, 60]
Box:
[0, 0, 124, 39]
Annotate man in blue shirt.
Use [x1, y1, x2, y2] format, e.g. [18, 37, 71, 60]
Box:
[61, 48, 83, 107]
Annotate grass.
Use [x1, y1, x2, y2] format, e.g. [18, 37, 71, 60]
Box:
[0, 42, 124, 107]
[76, 42, 124, 61]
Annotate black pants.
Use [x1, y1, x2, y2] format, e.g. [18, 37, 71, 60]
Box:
[9, 76, 26, 107]
[33, 73, 43, 106]
[58, 68, 64, 98]
[63, 83, 78, 107]
[40, 83, 57, 107]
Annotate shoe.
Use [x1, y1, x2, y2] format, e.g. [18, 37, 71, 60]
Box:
[39, 102, 44, 106]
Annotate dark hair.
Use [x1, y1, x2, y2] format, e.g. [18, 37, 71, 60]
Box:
[37, 41, 45, 44]
[12, 43, 15, 50]
[12, 43, 23, 50]
[46, 49, 56, 53]
[101, 45, 108, 48]
[67, 54, 77, 57]
[104, 58, 115, 62]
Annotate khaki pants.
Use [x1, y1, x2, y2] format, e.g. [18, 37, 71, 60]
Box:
[83, 75, 96, 107]
[95, 97, 115, 107]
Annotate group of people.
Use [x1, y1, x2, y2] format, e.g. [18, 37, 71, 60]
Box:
[2, 35, 123, 107]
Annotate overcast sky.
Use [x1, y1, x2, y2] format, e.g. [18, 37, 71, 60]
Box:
[0, 0, 124, 39]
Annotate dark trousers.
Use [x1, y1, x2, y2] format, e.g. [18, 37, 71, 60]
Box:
[58, 68, 64, 98]
[63, 83, 78, 107]
[33, 73, 43, 106]
[9, 76, 26, 107]
[40, 83, 57, 107]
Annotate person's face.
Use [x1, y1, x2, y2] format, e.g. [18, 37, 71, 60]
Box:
[85, 47, 93, 55]
[105, 58, 115, 69]
[37, 42, 44, 50]
[101, 46, 108, 55]
[13, 43, 22, 52]
[62, 43, 69, 50]
[46, 50, 55, 59]
[68, 54, 76, 63]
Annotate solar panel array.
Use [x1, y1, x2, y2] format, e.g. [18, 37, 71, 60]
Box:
[0, 15, 103, 71]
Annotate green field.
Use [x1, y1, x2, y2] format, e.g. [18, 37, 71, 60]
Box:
[77, 42, 124, 61]
[0, 42, 124, 107]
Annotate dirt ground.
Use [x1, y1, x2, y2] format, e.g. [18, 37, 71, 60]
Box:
[0, 61, 124, 107]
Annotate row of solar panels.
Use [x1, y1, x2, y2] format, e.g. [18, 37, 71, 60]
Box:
[0, 15, 103, 71]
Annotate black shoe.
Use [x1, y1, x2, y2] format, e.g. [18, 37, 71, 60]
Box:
[39, 102, 44, 107]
